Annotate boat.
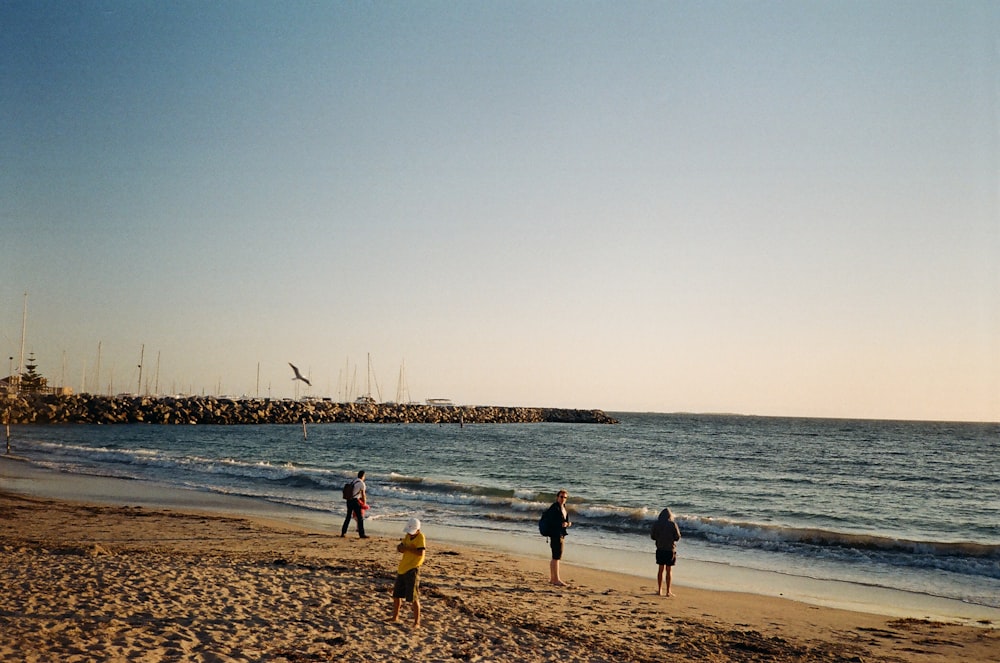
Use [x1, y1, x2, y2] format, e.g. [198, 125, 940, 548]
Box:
[425, 398, 454, 407]
[354, 353, 379, 404]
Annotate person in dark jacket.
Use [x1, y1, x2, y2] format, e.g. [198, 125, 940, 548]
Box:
[542, 490, 572, 586]
[651, 507, 681, 596]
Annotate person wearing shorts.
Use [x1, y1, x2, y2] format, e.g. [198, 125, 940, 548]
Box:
[651, 507, 681, 596]
[391, 517, 426, 626]
[542, 490, 572, 586]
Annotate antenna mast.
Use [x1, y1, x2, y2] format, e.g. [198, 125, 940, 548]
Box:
[17, 292, 27, 384]
[95, 342, 102, 395]
[136, 344, 144, 396]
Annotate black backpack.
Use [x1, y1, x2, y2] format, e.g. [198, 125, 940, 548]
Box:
[342, 480, 354, 500]
[539, 507, 555, 537]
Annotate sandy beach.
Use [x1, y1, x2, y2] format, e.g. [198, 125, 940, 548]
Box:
[1, 459, 996, 662]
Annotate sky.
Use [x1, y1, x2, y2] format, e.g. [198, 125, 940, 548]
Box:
[2, 2, 997, 422]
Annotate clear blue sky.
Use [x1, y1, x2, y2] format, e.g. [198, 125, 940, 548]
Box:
[3, 2, 997, 421]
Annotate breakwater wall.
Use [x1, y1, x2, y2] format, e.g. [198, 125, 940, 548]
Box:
[2, 394, 618, 425]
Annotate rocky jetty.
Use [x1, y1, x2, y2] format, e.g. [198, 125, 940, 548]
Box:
[2, 394, 618, 426]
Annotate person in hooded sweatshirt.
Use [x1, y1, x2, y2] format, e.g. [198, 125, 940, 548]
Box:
[650, 507, 681, 596]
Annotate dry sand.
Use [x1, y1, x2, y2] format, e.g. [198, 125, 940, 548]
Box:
[1, 488, 996, 662]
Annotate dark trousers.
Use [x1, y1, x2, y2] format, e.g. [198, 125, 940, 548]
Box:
[342, 498, 365, 536]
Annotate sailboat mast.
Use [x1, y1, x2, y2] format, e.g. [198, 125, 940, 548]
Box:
[17, 292, 27, 382]
[396, 360, 410, 404]
[95, 342, 102, 395]
[136, 344, 144, 396]
[397, 362, 404, 404]
[154, 351, 161, 396]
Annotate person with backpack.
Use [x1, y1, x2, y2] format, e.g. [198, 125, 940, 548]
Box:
[341, 470, 369, 538]
[539, 489, 571, 586]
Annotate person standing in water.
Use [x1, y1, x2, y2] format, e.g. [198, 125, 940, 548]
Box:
[651, 507, 681, 596]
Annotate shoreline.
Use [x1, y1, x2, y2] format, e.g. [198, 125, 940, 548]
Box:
[1, 464, 996, 662]
[3, 454, 997, 629]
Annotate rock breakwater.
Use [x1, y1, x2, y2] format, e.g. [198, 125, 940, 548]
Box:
[2, 394, 618, 425]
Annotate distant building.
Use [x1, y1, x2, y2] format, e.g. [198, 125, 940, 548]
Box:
[0, 377, 72, 396]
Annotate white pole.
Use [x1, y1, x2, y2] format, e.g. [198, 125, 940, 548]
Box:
[95, 341, 102, 396]
[136, 344, 144, 395]
[17, 292, 27, 391]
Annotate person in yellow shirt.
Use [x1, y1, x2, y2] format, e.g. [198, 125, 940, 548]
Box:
[391, 517, 426, 627]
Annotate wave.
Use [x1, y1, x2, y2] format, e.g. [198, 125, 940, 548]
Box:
[23, 441, 532, 510]
[680, 517, 1000, 559]
[15, 437, 999, 581]
[386, 473, 516, 499]
[421, 493, 1000, 580]
[665, 516, 999, 580]
[373, 478, 999, 572]
[22, 439, 353, 492]
[546, 506, 1000, 570]
[265, 473, 328, 490]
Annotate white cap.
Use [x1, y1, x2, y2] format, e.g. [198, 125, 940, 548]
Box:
[404, 517, 421, 535]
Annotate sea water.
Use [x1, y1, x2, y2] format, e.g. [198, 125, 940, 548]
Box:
[8, 413, 999, 618]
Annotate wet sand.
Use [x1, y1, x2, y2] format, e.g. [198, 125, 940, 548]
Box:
[1, 459, 996, 662]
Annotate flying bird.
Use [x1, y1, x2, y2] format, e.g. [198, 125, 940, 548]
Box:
[289, 363, 312, 387]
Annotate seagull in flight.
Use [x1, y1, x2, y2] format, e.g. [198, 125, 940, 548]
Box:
[289, 363, 312, 387]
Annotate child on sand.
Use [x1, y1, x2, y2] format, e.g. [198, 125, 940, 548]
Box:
[391, 517, 426, 627]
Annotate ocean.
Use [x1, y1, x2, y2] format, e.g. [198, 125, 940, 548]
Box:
[7, 413, 999, 619]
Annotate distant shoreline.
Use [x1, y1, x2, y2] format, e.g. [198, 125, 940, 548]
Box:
[2, 393, 618, 425]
